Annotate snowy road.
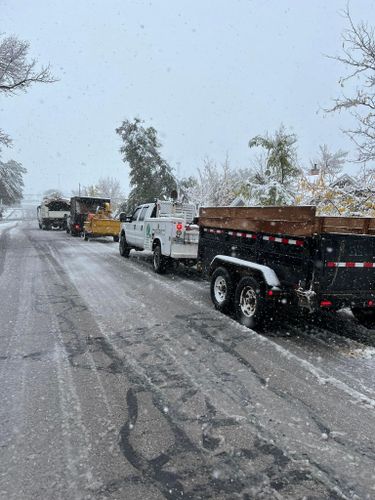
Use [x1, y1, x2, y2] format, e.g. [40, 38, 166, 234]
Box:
[1, 206, 375, 499]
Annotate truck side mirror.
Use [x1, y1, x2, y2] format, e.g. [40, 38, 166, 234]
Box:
[119, 212, 128, 222]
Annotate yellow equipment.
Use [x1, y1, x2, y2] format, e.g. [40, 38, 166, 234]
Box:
[83, 202, 120, 242]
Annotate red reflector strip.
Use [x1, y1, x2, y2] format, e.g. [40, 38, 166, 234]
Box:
[320, 300, 332, 307]
[263, 235, 304, 247]
[326, 262, 374, 268]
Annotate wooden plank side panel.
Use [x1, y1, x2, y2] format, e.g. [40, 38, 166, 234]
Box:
[200, 206, 316, 222]
[199, 206, 375, 236]
[199, 206, 316, 236]
[316, 216, 375, 235]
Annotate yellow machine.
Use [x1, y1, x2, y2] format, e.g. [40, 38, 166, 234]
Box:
[83, 202, 120, 242]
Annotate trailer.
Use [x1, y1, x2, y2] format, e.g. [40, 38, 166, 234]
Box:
[67, 196, 111, 236]
[198, 206, 375, 329]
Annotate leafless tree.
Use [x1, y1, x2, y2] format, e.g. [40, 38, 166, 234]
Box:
[0, 34, 57, 150]
[327, 8, 375, 162]
[0, 35, 56, 94]
[311, 144, 348, 183]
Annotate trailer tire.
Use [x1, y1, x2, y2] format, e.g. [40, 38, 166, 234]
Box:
[119, 234, 131, 258]
[210, 267, 234, 312]
[153, 244, 167, 274]
[351, 307, 375, 329]
[234, 276, 264, 329]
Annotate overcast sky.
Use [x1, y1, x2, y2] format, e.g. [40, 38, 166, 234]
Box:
[1, 0, 375, 198]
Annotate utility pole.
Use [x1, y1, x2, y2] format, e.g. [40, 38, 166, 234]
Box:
[79, 183, 81, 196]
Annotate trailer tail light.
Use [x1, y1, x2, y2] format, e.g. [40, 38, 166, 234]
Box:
[320, 300, 332, 307]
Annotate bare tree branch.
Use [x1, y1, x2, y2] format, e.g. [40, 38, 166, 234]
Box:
[0, 35, 57, 95]
[326, 7, 375, 162]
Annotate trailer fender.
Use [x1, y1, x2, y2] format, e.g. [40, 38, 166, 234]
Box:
[209, 256, 281, 288]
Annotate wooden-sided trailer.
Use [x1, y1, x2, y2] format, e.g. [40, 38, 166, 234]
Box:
[198, 206, 375, 329]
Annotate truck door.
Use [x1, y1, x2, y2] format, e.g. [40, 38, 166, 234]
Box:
[125, 207, 142, 246]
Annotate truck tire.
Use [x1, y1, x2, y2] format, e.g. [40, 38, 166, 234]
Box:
[38, 222, 42, 229]
[83, 231, 89, 241]
[210, 267, 234, 312]
[119, 234, 131, 258]
[351, 307, 375, 329]
[66, 226, 70, 234]
[234, 276, 264, 329]
[153, 244, 167, 274]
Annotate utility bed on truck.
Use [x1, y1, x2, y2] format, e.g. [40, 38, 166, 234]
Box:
[198, 206, 375, 329]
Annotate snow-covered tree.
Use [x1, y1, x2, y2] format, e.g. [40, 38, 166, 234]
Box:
[311, 144, 348, 183]
[116, 118, 176, 212]
[0, 159, 27, 204]
[248, 125, 300, 205]
[179, 157, 247, 207]
[327, 8, 375, 162]
[96, 177, 123, 204]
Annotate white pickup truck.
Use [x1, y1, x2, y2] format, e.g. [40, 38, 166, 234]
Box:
[37, 198, 70, 230]
[119, 200, 199, 273]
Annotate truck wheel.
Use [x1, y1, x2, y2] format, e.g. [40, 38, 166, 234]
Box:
[66, 226, 70, 234]
[234, 276, 264, 329]
[210, 267, 234, 312]
[113, 235, 119, 243]
[153, 244, 167, 274]
[351, 307, 375, 329]
[38, 223, 42, 229]
[83, 231, 89, 241]
[119, 234, 131, 257]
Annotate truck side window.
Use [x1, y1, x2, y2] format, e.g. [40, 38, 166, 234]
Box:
[131, 207, 141, 222]
[150, 205, 157, 218]
[139, 206, 148, 222]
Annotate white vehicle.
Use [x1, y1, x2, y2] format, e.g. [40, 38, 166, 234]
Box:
[37, 198, 70, 230]
[119, 200, 199, 273]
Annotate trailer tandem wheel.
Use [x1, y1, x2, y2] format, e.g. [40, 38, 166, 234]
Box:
[234, 276, 265, 329]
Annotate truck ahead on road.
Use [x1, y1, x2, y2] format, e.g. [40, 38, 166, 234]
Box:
[67, 196, 110, 236]
[198, 205, 375, 329]
[119, 200, 199, 273]
[37, 198, 70, 230]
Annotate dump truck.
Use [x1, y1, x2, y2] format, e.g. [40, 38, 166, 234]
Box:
[83, 202, 120, 242]
[37, 197, 70, 230]
[198, 205, 375, 329]
[119, 200, 199, 273]
[67, 196, 111, 236]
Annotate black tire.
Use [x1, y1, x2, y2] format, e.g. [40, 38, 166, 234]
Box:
[113, 235, 119, 243]
[66, 226, 70, 234]
[38, 222, 42, 229]
[119, 233, 131, 257]
[234, 276, 264, 329]
[153, 244, 167, 274]
[210, 267, 234, 312]
[351, 307, 375, 329]
[83, 231, 89, 241]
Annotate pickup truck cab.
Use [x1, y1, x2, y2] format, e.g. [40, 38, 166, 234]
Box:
[119, 200, 199, 273]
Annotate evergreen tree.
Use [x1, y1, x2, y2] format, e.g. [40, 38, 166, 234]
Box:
[116, 118, 176, 212]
